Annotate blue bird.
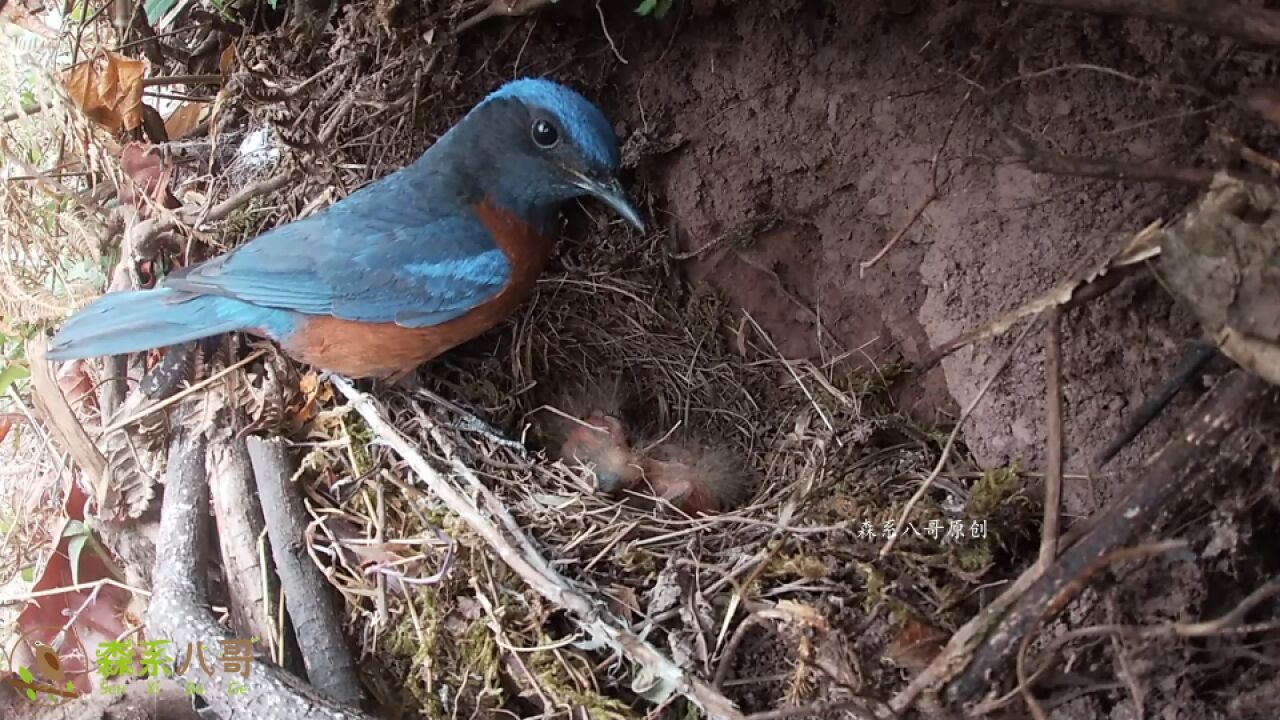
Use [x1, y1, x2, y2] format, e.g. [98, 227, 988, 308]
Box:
[47, 78, 644, 379]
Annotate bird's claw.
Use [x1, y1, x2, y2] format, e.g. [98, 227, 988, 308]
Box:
[448, 415, 528, 455]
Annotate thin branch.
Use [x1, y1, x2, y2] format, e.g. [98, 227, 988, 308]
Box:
[1040, 309, 1064, 568]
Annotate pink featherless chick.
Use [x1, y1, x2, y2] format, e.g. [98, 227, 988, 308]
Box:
[541, 378, 644, 494]
[637, 439, 756, 515]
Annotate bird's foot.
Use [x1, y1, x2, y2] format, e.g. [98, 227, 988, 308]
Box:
[413, 387, 527, 456]
[448, 414, 527, 454]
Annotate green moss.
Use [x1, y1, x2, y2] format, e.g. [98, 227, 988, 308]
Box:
[965, 463, 1021, 520]
[856, 562, 886, 614]
[527, 650, 634, 720]
[342, 414, 374, 477]
[768, 554, 828, 581]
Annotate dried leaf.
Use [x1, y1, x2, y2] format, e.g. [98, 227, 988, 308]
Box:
[775, 599, 829, 629]
[64, 51, 147, 133]
[163, 101, 209, 140]
[1160, 174, 1280, 385]
[15, 513, 134, 697]
[0, 417, 12, 445]
[56, 359, 96, 420]
[218, 43, 237, 77]
[883, 616, 947, 672]
[293, 371, 333, 424]
[645, 561, 684, 618]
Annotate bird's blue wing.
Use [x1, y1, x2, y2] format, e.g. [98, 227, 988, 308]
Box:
[164, 167, 510, 328]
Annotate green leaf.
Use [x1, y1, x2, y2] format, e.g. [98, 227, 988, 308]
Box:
[20, 565, 35, 582]
[69, 533, 89, 586]
[144, 0, 179, 24]
[19, 666, 34, 683]
[635, 0, 658, 15]
[0, 364, 29, 397]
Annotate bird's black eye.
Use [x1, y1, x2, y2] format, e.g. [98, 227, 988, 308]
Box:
[531, 119, 560, 149]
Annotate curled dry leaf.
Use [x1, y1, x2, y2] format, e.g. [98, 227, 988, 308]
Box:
[163, 102, 209, 141]
[645, 560, 685, 618]
[56, 359, 98, 421]
[64, 51, 148, 133]
[218, 43, 237, 77]
[119, 143, 179, 212]
[293, 371, 334, 425]
[1159, 173, 1280, 385]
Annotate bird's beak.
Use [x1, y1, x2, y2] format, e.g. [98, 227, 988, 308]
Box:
[569, 171, 646, 233]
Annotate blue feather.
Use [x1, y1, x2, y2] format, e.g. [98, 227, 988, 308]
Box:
[46, 289, 296, 361]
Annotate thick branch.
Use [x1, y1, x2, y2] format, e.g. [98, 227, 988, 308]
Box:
[209, 431, 274, 644]
[1012, 0, 1280, 47]
[247, 436, 363, 707]
[147, 429, 374, 720]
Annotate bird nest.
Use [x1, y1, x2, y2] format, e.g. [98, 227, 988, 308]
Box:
[270, 205, 1024, 715]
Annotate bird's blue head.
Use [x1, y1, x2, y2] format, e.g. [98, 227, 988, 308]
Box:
[447, 78, 644, 232]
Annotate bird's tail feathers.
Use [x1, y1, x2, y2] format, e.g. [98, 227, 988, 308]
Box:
[46, 288, 285, 361]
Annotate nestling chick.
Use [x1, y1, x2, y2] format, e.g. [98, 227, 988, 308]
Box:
[541, 377, 643, 493]
[637, 440, 756, 515]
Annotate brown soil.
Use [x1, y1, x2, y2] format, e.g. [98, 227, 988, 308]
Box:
[595, 2, 1236, 518]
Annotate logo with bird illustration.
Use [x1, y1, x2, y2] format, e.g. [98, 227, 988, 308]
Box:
[5, 627, 89, 706]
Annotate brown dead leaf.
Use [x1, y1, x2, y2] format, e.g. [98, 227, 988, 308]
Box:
[0, 417, 12, 445]
[56, 359, 98, 420]
[164, 101, 209, 140]
[219, 44, 237, 77]
[884, 616, 948, 672]
[64, 51, 147, 133]
[293, 371, 333, 424]
[775, 599, 829, 630]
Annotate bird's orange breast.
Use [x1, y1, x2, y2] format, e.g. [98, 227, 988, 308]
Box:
[280, 201, 555, 379]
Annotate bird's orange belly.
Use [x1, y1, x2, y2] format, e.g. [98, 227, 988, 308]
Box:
[281, 298, 521, 379]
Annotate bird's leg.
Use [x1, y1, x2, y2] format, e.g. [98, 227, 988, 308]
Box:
[413, 386, 528, 456]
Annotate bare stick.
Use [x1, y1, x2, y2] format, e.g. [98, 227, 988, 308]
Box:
[209, 432, 274, 644]
[1040, 309, 1064, 567]
[1011, 0, 1280, 47]
[330, 377, 745, 719]
[26, 337, 109, 499]
[148, 429, 375, 719]
[247, 436, 363, 707]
